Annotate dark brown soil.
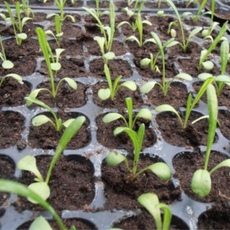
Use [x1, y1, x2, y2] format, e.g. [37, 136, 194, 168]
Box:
[156, 111, 215, 148]
[173, 150, 230, 203]
[102, 155, 181, 210]
[0, 111, 25, 148]
[14, 155, 95, 212]
[218, 110, 230, 141]
[28, 111, 90, 149]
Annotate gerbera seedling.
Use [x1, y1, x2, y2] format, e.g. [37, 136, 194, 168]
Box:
[106, 124, 171, 181]
[98, 64, 137, 101]
[138, 193, 172, 230]
[0, 2, 32, 45]
[0, 73, 23, 87]
[155, 77, 214, 129]
[102, 97, 152, 130]
[17, 116, 86, 203]
[191, 84, 230, 197]
[0, 36, 14, 69]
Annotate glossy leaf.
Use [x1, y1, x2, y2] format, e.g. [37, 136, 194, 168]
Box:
[147, 162, 171, 181]
[191, 169, 211, 197]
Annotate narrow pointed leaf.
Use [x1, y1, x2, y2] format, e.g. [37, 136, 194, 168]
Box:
[5, 73, 22, 83]
[210, 159, 230, 174]
[63, 119, 75, 128]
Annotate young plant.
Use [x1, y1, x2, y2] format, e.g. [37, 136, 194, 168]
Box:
[164, 0, 202, 52]
[0, 73, 23, 87]
[25, 97, 77, 132]
[0, 180, 67, 230]
[123, 0, 146, 17]
[46, 0, 75, 47]
[20, 0, 34, 19]
[155, 77, 214, 129]
[198, 22, 228, 71]
[191, 84, 230, 197]
[142, 32, 179, 77]
[106, 124, 171, 181]
[98, 64, 137, 101]
[0, 36, 14, 69]
[141, 32, 192, 96]
[117, 12, 152, 47]
[17, 115, 86, 203]
[138, 193, 172, 230]
[102, 97, 152, 130]
[0, 2, 32, 45]
[35, 27, 77, 98]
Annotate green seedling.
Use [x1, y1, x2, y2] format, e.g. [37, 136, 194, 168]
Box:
[98, 64, 137, 101]
[191, 84, 230, 197]
[142, 32, 192, 96]
[46, 0, 75, 47]
[142, 32, 179, 80]
[20, 0, 34, 19]
[0, 73, 23, 87]
[106, 124, 171, 181]
[123, 0, 146, 17]
[102, 97, 152, 130]
[198, 22, 228, 70]
[0, 180, 67, 230]
[155, 77, 214, 129]
[17, 116, 85, 203]
[0, 2, 32, 45]
[0, 36, 14, 69]
[36, 27, 77, 98]
[164, 0, 202, 52]
[138, 193, 172, 230]
[25, 97, 77, 132]
[201, 22, 219, 40]
[118, 12, 152, 47]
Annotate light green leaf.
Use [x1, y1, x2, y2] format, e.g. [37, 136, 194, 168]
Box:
[28, 182, 50, 203]
[191, 169, 211, 197]
[102, 113, 123, 123]
[51, 62, 61, 71]
[120, 81, 137, 91]
[29, 216, 53, 230]
[17, 156, 43, 182]
[94, 36, 105, 53]
[216, 75, 230, 83]
[98, 88, 111, 100]
[103, 52, 115, 60]
[5, 73, 23, 84]
[174, 73, 193, 81]
[198, 73, 213, 81]
[140, 82, 157, 94]
[155, 104, 178, 115]
[106, 151, 126, 166]
[63, 78, 77, 90]
[21, 17, 32, 27]
[202, 61, 214, 70]
[26, 89, 47, 106]
[140, 58, 151, 67]
[32, 115, 52, 126]
[17, 33, 27, 40]
[2, 60, 14, 69]
[63, 118, 75, 128]
[147, 162, 171, 180]
[210, 159, 230, 174]
[136, 108, 152, 121]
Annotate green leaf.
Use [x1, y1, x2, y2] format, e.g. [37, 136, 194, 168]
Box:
[63, 118, 75, 128]
[5, 73, 23, 83]
[191, 169, 211, 197]
[102, 113, 123, 123]
[62, 78, 77, 90]
[25, 89, 48, 106]
[28, 182, 50, 204]
[120, 81, 137, 91]
[136, 108, 152, 121]
[106, 151, 126, 166]
[147, 162, 171, 180]
[2, 60, 14, 69]
[29, 216, 53, 230]
[174, 73, 193, 81]
[137, 193, 162, 230]
[216, 75, 230, 83]
[103, 51, 115, 60]
[210, 159, 230, 174]
[94, 36, 105, 53]
[17, 33, 27, 40]
[140, 58, 151, 67]
[98, 88, 111, 100]
[202, 61, 214, 70]
[51, 62, 61, 71]
[17, 155, 43, 182]
[32, 115, 52, 126]
[140, 82, 157, 94]
[198, 73, 212, 81]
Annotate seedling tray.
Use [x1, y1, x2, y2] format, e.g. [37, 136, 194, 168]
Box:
[0, 3, 230, 230]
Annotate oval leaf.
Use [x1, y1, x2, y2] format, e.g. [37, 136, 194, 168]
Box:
[63, 118, 75, 128]
[51, 62, 61, 71]
[98, 88, 111, 100]
[28, 182, 50, 203]
[17, 156, 43, 181]
[191, 169, 211, 197]
[5, 73, 22, 84]
[2, 60, 14, 69]
[140, 82, 157, 94]
[17, 33, 27, 40]
[147, 162, 171, 180]
[29, 216, 53, 230]
[198, 73, 212, 81]
[136, 108, 152, 121]
[106, 151, 126, 166]
[202, 61, 214, 71]
[174, 73, 193, 81]
[103, 52, 115, 60]
[102, 113, 123, 123]
[32, 115, 52, 126]
[120, 81, 137, 91]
